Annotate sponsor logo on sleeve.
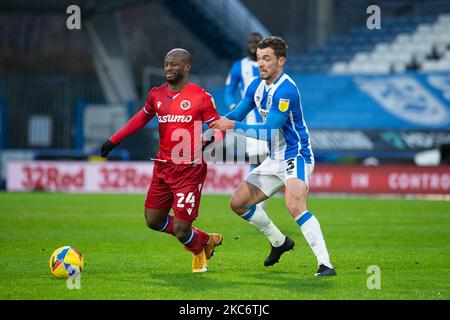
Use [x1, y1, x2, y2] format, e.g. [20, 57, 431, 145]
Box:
[278, 98, 290, 112]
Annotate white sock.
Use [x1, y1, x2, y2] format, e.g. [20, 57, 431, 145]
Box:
[295, 211, 333, 268]
[241, 205, 286, 247]
[256, 200, 266, 209]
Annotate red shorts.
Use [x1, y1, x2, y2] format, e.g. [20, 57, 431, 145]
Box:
[145, 161, 207, 222]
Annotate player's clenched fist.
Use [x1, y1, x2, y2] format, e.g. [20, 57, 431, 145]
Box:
[100, 139, 117, 157]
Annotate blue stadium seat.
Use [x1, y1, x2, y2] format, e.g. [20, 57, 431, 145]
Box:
[297, 14, 440, 73]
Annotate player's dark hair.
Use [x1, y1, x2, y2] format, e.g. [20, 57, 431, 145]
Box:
[257, 36, 287, 58]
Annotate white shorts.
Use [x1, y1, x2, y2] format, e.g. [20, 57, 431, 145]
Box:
[245, 156, 314, 197]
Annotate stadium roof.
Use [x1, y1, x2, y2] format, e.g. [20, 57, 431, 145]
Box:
[0, 0, 150, 13]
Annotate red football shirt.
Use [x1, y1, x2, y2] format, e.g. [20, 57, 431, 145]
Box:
[110, 82, 220, 164]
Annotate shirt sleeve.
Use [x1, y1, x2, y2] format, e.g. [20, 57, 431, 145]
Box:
[269, 89, 294, 116]
[225, 78, 258, 122]
[109, 109, 154, 144]
[201, 91, 221, 124]
[224, 61, 241, 108]
[109, 89, 156, 144]
[143, 88, 156, 115]
[234, 109, 288, 141]
[233, 90, 293, 141]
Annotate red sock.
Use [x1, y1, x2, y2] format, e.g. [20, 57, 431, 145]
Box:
[159, 215, 174, 235]
[183, 228, 210, 254]
[191, 226, 210, 244]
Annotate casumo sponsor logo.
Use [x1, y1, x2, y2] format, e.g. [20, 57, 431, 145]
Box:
[355, 76, 449, 127]
[157, 114, 192, 123]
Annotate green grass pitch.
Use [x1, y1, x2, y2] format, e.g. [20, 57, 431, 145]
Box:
[0, 192, 449, 300]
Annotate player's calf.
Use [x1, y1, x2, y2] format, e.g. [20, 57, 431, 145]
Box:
[284, 180, 308, 218]
[285, 201, 308, 219]
[173, 223, 191, 243]
[144, 209, 174, 234]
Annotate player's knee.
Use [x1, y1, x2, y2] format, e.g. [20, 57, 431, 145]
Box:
[146, 221, 161, 231]
[144, 210, 161, 230]
[229, 196, 247, 215]
[229, 198, 239, 213]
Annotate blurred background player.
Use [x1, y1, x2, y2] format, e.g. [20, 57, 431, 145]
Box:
[225, 32, 262, 111]
[212, 36, 336, 276]
[224, 32, 269, 204]
[101, 48, 223, 273]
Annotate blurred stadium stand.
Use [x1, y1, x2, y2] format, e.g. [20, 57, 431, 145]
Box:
[160, 0, 270, 59]
[283, 0, 450, 74]
[329, 14, 450, 74]
[0, 0, 449, 189]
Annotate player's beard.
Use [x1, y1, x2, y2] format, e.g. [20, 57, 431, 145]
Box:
[261, 66, 280, 83]
[166, 73, 184, 85]
[260, 70, 273, 81]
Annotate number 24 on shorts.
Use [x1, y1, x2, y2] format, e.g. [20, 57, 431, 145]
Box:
[176, 192, 196, 210]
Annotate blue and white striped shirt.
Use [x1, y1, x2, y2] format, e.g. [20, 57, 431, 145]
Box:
[226, 72, 314, 163]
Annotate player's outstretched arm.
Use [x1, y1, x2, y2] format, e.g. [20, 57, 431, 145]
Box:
[100, 108, 154, 158]
[234, 110, 287, 141]
[210, 91, 256, 134]
[232, 92, 294, 141]
[210, 110, 286, 141]
[225, 77, 259, 121]
[224, 93, 254, 122]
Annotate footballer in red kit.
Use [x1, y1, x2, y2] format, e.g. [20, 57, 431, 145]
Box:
[101, 48, 223, 273]
[141, 82, 219, 164]
[138, 82, 217, 221]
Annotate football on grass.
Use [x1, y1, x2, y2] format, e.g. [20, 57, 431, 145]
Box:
[49, 246, 84, 278]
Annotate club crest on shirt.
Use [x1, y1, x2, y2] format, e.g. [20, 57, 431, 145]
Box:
[180, 100, 191, 110]
[278, 98, 290, 112]
[157, 101, 162, 109]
